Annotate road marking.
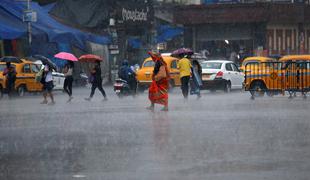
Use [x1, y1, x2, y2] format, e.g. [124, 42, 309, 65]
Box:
[72, 174, 86, 178]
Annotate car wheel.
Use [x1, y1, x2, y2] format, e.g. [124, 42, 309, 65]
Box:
[250, 82, 265, 97]
[224, 81, 231, 93]
[17, 85, 26, 97]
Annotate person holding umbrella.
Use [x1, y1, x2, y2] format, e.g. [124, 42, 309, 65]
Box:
[63, 61, 74, 102]
[2, 62, 16, 98]
[41, 61, 55, 105]
[54, 52, 78, 102]
[34, 55, 57, 105]
[172, 48, 193, 99]
[85, 61, 108, 101]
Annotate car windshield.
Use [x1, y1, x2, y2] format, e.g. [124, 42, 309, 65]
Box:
[31, 64, 40, 73]
[201, 62, 222, 69]
[143, 60, 155, 67]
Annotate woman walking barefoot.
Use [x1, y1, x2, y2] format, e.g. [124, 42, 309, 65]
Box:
[147, 52, 169, 111]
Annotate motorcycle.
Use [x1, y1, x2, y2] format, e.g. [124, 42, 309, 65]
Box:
[113, 78, 136, 98]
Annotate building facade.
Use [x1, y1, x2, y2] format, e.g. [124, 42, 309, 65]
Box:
[172, 3, 310, 61]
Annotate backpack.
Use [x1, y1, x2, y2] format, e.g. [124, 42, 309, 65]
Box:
[35, 68, 44, 83]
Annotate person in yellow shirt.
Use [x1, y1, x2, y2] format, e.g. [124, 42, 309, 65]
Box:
[177, 54, 192, 99]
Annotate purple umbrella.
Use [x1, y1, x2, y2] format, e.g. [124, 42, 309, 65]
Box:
[171, 48, 193, 57]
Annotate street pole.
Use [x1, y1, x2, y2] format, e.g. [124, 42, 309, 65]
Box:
[27, 0, 32, 45]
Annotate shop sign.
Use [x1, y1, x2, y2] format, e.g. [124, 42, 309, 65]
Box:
[110, 50, 119, 55]
[23, 10, 37, 22]
[109, 45, 119, 50]
[117, 2, 153, 25]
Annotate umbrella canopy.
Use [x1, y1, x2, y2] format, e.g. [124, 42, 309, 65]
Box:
[54, 52, 78, 62]
[33, 55, 57, 71]
[79, 54, 103, 63]
[0, 56, 22, 63]
[171, 48, 193, 57]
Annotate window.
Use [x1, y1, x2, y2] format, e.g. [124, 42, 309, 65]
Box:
[143, 60, 155, 67]
[23, 64, 31, 73]
[225, 63, 233, 71]
[171, 60, 177, 69]
[201, 62, 222, 69]
[231, 63, 240, 72]
[31, 64, 39, 73]
[0, 64, 6, 71]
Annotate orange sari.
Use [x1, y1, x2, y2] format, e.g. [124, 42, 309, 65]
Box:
[148, 52, 169, 106]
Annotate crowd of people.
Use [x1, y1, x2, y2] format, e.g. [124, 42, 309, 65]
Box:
[2, 51, 203, 111]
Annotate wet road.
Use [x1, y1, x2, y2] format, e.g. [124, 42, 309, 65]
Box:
[0, 87, 310, 180]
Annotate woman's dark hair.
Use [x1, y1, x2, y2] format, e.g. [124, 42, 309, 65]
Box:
[66, 61, 74, 68]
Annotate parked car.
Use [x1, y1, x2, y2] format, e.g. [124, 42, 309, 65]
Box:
[200, 60, 244, 92]
[0, 60, 43, 96]
[136, 54, 181, 91]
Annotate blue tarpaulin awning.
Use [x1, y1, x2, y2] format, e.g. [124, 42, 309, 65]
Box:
[0, 0, 110, 49]
[156, 25, 183, 43]
[128, 37, 142, 49]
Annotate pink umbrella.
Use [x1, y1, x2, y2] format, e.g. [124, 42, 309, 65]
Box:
[54, 52, 78, 62]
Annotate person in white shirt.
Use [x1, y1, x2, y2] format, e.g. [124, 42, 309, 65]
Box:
[41, 63, 55, 105]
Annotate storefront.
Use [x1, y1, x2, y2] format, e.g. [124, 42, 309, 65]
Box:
[113, 0, 154, 65]
[174, 3, 310, 61]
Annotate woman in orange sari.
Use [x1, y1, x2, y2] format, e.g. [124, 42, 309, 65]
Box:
[147, 52, 169, 111]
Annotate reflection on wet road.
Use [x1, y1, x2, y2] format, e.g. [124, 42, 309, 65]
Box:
[0, 88, 310, 180]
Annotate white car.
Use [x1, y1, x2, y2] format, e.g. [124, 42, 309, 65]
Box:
[34, 60, 65, 90]
[51, 71, 65, 90]
[200, 60, 244, 92]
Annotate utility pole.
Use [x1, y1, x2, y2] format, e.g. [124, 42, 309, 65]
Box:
[27, 0, 32, 45]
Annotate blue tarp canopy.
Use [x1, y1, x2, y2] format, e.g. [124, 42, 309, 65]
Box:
[0, 0, 110, 49]
[156, 25, 183, 43]
[128, 37, 142, 49]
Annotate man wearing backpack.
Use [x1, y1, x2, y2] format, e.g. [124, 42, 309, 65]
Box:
[2, 62, 16, 98]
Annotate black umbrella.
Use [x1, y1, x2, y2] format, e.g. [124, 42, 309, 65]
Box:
[33, 55, 57, 71]
[0, 56, 22, 63]
[171, 48, 194, 58]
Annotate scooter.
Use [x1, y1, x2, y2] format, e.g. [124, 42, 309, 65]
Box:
[113, 78, 136, 98]
[114, 79, 130, 98]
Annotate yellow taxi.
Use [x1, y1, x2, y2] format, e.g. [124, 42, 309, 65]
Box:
[244, 55, 310, 98]
[136, 55, 181, 90]
[243, 56, 282, 97]
[279, 55, 310, 94]
[0, 59, 43, 96]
